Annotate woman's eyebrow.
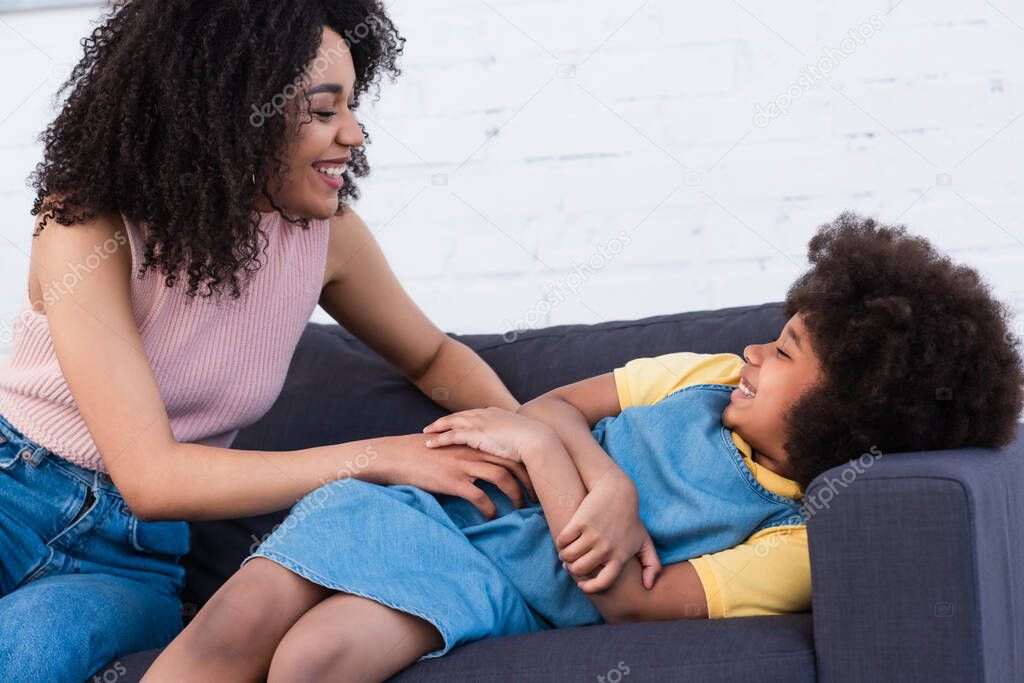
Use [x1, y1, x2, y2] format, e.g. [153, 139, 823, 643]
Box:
[308, 83, 343, 96]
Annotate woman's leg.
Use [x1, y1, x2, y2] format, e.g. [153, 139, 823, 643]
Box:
[0, 434, 185, 681]
[0, 572, 183, 682]
[143, 558, 331, 682]
[267, 592, 444, 683]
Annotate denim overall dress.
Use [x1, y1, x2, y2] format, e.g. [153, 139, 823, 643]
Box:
[248, 384, 806, 661]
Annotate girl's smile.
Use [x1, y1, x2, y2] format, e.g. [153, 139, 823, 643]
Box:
[722, 313, 823, 476]
[733, 376, 757, 400]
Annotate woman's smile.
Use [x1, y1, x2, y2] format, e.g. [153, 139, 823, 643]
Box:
[312, 158, 349, 190]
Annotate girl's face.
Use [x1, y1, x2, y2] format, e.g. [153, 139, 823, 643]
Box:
[722, 313, 824, 476]
[256, 27, 365, 219]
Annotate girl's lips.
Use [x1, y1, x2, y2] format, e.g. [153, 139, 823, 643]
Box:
[732, 378, 757, 400]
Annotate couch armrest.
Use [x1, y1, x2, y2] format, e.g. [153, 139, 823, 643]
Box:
[806, 430, 1024, 683]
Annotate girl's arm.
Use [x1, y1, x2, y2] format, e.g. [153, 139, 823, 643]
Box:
[516, 431, 707, 624]
[317, 209, 519, 413]
[575, 556, 709, 623]
[519, 375, 662, 590]
[517, 426, 588, 536]
[517, 374, 623, 487]
[423, 407, 587, 531]
[30, 211, 529, 522]
[423, 408, 706, 622]
[427, 375, 661, 591]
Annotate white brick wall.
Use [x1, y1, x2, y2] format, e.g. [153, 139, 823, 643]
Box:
[1, 1, 1023, 359]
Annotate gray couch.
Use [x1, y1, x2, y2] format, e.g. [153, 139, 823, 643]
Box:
[94, 302, 1024, 682]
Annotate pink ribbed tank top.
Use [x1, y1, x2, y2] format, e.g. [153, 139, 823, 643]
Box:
[0, 210, 329, 472]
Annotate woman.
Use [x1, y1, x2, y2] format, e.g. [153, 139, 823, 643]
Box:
[0, 2, 538, 680]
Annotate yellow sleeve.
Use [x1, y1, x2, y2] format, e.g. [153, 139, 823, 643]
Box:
[613, 352, 744, 410]
[689, 525, 811, 618]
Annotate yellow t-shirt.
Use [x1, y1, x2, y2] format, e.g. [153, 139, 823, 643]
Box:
[613, 352, 811, 619]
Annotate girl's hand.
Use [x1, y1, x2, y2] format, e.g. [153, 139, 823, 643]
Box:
[378, 435, 536, 518]
[423, 407, 555, 464]
[557, 472, 662, 593]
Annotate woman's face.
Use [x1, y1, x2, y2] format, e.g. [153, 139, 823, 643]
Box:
[256, 26, 365, 219]
[722, 313, 824, 476]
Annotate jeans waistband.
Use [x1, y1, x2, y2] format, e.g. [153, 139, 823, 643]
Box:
[0, 412, 122, 496]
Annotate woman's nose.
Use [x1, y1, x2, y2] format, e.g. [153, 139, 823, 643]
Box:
[338, 113, 364, 147]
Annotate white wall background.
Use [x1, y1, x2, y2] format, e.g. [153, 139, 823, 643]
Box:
[1, 0, 1023, 358]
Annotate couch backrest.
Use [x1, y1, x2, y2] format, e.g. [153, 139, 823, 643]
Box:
[238, 302, 787, 450]
[181, 302, 788, 608]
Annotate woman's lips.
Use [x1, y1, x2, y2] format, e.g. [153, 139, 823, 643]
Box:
[313, 163, 346, 190]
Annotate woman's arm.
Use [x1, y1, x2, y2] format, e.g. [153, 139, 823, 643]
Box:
[317, 209, 518, 412]
[30, 212, 529, 522]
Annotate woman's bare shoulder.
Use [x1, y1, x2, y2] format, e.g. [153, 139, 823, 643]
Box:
[29, 204, 132, 309]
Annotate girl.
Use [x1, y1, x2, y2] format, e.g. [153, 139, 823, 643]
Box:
[147, 214, 1024, 682]
[0, 2, 535, 680]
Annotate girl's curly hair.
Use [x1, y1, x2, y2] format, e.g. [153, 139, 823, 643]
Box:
[30, 0, 403, 299]
[783, 212, 1024, 489]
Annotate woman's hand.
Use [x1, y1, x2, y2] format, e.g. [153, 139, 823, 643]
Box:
[557, 471, 662, 593]
[422, 407, 555, 464]
[369, 435, 536, 519]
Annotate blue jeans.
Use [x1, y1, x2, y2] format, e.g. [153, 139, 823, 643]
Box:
[0, 412, 189, 681]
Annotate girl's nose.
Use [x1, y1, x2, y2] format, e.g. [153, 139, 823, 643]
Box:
[743, 344, 763, 365]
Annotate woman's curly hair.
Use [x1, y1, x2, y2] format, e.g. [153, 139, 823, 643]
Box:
[783, 212, 1024, 489]
[30, 0, 403, 299]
